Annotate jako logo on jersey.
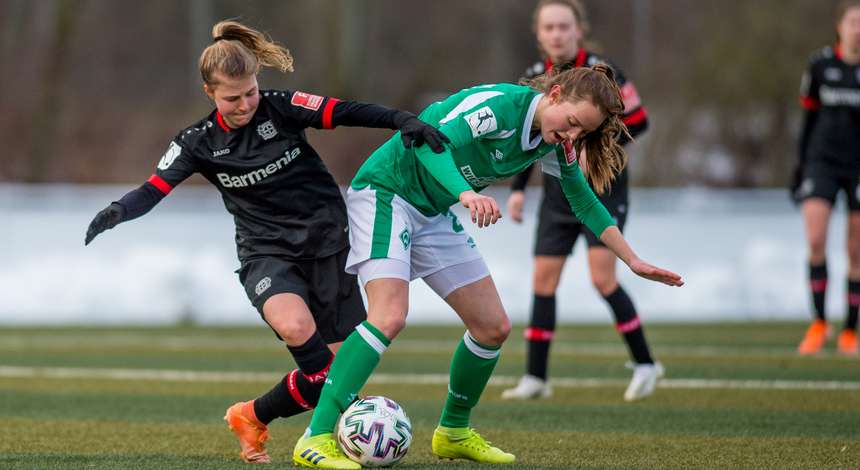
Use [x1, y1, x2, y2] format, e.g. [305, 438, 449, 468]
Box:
[216, 147, 302, 188]
[257, 120, 278, 140]
[212, 148, 230, 157]
[464, 106, 498, 138]
[255, 276, 272, 296]
[290, 91, 324, 111]
[157, 141, 182, 170]
[491, 149, 504, 161]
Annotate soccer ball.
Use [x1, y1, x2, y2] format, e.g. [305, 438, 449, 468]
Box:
[336, 396, 412, 466]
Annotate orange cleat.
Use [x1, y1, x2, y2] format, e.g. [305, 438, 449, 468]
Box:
[837, 329, 859, 355]
[224, 400, 271, 463]
[797, 320, 830, 355]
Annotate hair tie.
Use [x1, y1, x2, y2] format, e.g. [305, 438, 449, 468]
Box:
[213, 35, 228, 43]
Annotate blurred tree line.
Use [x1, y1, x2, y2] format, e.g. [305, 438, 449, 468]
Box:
[0, 0, 844, 187]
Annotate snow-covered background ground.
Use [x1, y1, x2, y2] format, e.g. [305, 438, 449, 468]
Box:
[3, 184, 843, 325]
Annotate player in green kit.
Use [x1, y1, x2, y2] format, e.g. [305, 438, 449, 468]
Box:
[293, 64, 684, 469]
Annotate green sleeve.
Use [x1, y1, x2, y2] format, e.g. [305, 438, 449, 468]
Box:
[553, 152, 615, 237]
[414, 142, 472, 197]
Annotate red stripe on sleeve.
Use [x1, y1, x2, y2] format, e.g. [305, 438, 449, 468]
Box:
[147, 174, 173, 195]
[622, 107, 647, 126]
[800, 96, 820, 111]
[321, 98, 340, 129]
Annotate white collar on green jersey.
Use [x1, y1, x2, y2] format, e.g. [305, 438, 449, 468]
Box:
[522, 93, 544, 152]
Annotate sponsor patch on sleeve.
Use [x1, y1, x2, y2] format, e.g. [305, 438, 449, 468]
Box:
[157, 141, 182, 170]
[562, 140, 577, 166]
[463, 106, 498, 138]
[290, 91, 325, 111]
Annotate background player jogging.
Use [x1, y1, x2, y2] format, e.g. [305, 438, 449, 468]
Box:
[83, 20, 448, 464]
[502, 0, 661, 403]
[291, 64, 683, 469]
[791, 0, 860, 356]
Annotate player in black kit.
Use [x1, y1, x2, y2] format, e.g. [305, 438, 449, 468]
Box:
[791, 1, 860, 356]
[83, 20, 448, 463]
[501, 0, 660, 402]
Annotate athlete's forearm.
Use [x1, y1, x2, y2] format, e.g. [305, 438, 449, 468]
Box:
[510, 164, 534, 192]
[330, 101, 411, 130]
[558, 171, 615, 237]
[414, 145, 472, 197]
[599, 226, 638, 266]
[115, 182, 166, 221]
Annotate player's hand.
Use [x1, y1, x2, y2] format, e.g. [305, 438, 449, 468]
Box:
[628, 258, 684, 287]
[85, 203, 125, 245]
[788, 164, 803, 206]
[507, 191, 525, 223]
[398, 116, 450, 153]
[459, 190, 502, 228]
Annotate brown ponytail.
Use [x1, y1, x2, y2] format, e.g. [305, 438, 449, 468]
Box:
[199, 20, 294, 86]
[522, 63, 630, 195]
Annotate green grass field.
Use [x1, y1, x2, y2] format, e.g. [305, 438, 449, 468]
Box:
[0, 322, 857, 469]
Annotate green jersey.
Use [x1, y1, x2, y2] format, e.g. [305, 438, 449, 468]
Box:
[352, 83, 614, 238]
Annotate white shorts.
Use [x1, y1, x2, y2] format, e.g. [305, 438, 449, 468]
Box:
[345, 186, 488, 294]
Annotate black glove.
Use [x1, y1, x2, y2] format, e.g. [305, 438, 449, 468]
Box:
[85, 203, 126, 245]
[395, 113, 450, 153]
[788, 164, 803, 205]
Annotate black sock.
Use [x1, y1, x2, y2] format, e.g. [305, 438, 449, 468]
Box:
[847, 280, 860, 331]
[604, 285, 653, 364]
[809, 262, 828, 321]
[253, 331, 333, 424]
[525, 294, 556, 380]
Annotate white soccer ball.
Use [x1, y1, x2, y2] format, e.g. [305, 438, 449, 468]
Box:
[336, 395, 412, 467]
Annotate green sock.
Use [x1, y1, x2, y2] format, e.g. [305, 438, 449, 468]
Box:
[308, 321, 390, 436]
[439, 331, 501, 429]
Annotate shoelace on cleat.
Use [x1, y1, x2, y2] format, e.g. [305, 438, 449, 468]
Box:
[459, 429, 493, 452]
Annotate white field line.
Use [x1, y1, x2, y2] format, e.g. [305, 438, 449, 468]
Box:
[1, 366, 859, 391]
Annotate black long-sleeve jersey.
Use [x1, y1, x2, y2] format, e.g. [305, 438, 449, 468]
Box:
[118, 90, 410, 261]
[799, 44, 860, 171]
[510, 48, 649, 200]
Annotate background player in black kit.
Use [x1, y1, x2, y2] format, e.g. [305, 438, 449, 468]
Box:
[501, 0, 660, 402]
[791, 1, 860, 356]
[83, 20, 448, 463]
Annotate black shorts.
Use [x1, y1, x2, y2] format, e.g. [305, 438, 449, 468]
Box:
[534, 170, 628, 256]
[237, 247, 366, 343]
[798, 161, 860, 211]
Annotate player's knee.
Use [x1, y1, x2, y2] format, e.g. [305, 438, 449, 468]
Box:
[591, 274, 618, 297]
[808, 236, 827, 260]
[474, 316, 511, 346]
[368, 310, 407, 340]
[269, 316, 316, 345]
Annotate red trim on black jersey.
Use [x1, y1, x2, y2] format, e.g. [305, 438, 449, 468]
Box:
[147, 174, 173, 195]
[835, 43, 843, 61]
[574, 48, 587, 67]
[623, 107, 648, 126]
[322, 98, 340, 129]
[545, 58, 554, 74]
[800, 96, 821, 111]
[215, 111, 232, 132]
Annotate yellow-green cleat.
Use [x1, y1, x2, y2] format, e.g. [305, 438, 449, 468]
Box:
[293, 431, 360, 469]
[431, 427, 516, 464]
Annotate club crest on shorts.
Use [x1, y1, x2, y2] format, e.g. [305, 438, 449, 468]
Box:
[255, 276, 272, 296]
[399, 228, 411, 250]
